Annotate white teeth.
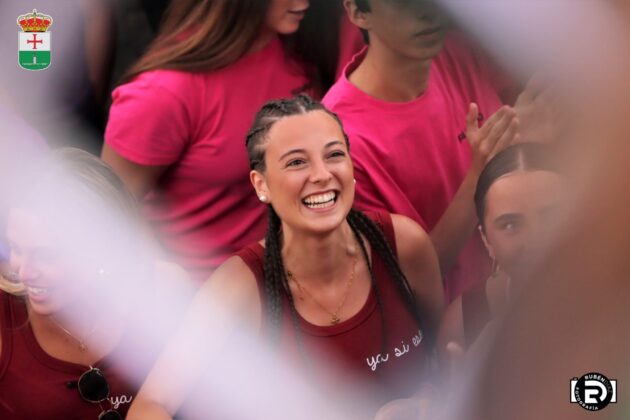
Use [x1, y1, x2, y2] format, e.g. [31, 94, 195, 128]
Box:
[303, 192, 336, 205]
[28, 286, 48, 296]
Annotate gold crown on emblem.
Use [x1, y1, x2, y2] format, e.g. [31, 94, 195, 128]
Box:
[17, 9, 53, 33]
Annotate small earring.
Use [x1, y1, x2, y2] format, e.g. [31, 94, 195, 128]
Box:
[353, 179, 357, 184]
[258, 195, 268, 203]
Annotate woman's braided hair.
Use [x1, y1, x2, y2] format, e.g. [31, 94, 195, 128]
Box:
[245, 95, 427, 347]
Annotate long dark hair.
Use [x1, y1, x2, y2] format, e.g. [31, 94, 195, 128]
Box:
[122, 0, 341, 96]
[474, 143, 557, 229]
[287, 0, 344, 97]
[122, 0, 270, 82]
[245, 95, 427, 347]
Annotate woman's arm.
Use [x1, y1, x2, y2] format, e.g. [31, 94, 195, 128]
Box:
[127, 256, 261, 419]
[101, 144, 168, 199]
[391, 214, 445, 334]
[429, 105, 518, 274]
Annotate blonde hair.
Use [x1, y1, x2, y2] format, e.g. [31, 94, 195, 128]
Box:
[0, 271, 27, 296]
[1, 148, 146, 297]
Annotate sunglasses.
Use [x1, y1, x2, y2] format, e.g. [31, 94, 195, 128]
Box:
[76, 367, 123, 420]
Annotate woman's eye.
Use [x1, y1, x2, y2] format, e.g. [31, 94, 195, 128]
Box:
[328, 150, 346, 159]
[286, 159, 305, 167]
[502, 221, 519, 231]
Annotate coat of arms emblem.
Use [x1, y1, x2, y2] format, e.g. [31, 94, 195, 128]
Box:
[17, 9, 53, 71]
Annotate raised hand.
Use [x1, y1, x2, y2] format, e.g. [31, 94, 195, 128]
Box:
[466, 103, 519, 174]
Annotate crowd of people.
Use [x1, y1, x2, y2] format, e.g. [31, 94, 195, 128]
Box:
[2, 1, 622, 419]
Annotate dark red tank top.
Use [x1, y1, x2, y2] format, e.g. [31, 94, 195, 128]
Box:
[0, 293, 140, 419]
[236, 211, 431, 414]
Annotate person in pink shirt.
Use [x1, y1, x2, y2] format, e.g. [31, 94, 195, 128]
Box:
[323, 0, 519, 300]
[103, 0, 318, 283]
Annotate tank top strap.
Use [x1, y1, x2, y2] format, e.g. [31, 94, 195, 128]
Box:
[363, 210, 398, 256]
[235, 242, 265, 282]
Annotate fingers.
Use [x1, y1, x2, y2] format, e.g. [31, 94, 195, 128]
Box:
[446, 340, 466, 384]
[479, 107, 517, 153]
[466, 103, 479, 127]
[491, 117, 520, 157]
[465, 102, 480, 140]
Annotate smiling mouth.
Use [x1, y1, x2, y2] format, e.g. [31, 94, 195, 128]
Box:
[288, 8, 308, 16]
[26, 285, 50, 297]
[302, 191, 338, 209]
[414, 27, 441, 37]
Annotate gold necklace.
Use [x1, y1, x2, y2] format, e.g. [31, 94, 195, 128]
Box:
[48, 316, 96, 352]
[287, 253, 358, 325]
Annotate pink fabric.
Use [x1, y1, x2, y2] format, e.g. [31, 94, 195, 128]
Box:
[105, 37, 307, 283]
[323, 34, 503, 300]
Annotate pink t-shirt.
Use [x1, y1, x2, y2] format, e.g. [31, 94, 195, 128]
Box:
[323, 34, 503, 300]
[105, 37, 308, 283]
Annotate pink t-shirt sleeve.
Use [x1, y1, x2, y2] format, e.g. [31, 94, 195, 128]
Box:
[105, 74, 192, 166]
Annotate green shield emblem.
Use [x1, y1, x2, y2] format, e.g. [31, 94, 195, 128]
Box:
[17, 10, 53, 71]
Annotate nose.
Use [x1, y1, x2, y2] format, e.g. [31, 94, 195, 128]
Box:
[414, 2, 440, 22]
[309, 159, 333, 184]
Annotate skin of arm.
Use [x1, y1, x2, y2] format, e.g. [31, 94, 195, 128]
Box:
[101, 144, 168, 199]
[126, 257, 261, 419]
[391, 214, 445, 335]
[436, 296, 465, 372]
[429, 105, 518, 275]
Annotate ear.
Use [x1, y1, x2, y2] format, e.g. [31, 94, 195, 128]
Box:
[478, 225, 495, 259]
[250, 170, 270, 201]
[344, 0, 372, 32]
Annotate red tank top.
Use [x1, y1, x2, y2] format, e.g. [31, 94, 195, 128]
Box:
[236, 211, 431, 414]
[0, 293, 140, 419]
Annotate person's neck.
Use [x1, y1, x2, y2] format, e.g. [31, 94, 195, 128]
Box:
[281, 221, 360, 287]
[349, 44, 433, 102]
[30, 304, 91, 337]
[250, 29, 276, 53]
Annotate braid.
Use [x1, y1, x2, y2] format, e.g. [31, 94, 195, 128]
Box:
[263, 206, 306, 355]
[346, 212, 388, 354]
[262, 206, 283, 333]
[347, 210, 433, 348]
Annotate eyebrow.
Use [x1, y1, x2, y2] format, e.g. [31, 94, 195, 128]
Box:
[278, 140, 345, 162]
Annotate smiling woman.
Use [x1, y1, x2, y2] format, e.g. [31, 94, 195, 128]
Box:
[126, 95, 445, 419]
[0, 148, 190, 419]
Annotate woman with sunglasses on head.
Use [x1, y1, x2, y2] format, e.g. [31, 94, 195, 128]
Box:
[127, 95, 444, 419]
[437, 143, 564, 359]
[0, 149, 191, 419]
[103, 0, 362, 284]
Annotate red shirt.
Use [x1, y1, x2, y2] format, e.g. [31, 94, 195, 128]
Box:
[236, 212, 431, 416]
[0, 293, 142, 419]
